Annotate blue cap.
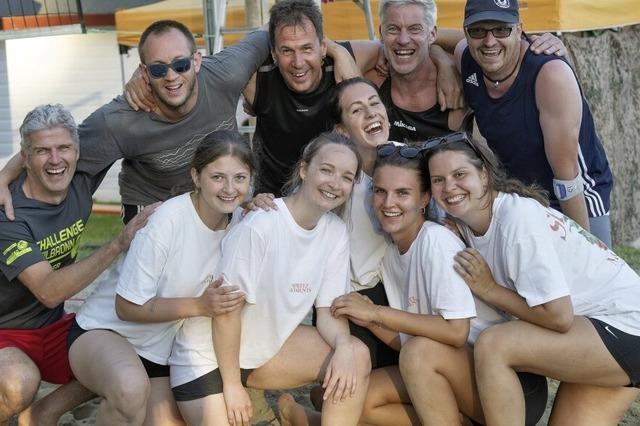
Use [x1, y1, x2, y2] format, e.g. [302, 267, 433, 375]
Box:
[464, 0, 520, 27]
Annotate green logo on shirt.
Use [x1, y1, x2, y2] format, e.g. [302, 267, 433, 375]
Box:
[3, 240, 33, 265]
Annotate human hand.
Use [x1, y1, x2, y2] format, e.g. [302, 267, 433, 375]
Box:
[199, 278, 245, 317]
[331, 292, 377, 327]
[243, 192, 277, 214]
[115, 202, 160, 251]
[374, 44, 390, 78]
[124, 65, 157, 112]
[223, 383, 253, 426]
[529, 33, 567, 57]
[322, 342, 357, 404]
[454, 248, 496, 298]
[327, 39, 362, 82]
[0, 181, 14, 220]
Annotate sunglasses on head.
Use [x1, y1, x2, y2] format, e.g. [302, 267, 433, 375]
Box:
[376, 143, 425, 159]
[466, 25, 514, 39]
[145, 55, 193, 79]
[422, 131, 487, 163]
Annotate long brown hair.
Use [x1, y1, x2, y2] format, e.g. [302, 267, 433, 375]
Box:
[423, 134, 549, 207]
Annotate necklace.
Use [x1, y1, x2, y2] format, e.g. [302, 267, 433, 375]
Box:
[483, 56, 521, 88]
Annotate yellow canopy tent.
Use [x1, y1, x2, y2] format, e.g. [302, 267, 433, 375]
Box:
[115, 0, 640, 49]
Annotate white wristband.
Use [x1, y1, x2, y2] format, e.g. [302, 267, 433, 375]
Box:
[553, 174, 584, 201]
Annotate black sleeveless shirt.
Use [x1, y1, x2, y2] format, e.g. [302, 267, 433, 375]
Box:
[252, 42, 355, 195]
[379, 77, 452, 144]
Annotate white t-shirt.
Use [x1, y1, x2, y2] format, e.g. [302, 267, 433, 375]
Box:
[76, 193, 228, 364]
[462, 192, 640, 337]
[381, 221, 477, 345]
[169, 198, 351, 386]
[344, 172, 391, 291]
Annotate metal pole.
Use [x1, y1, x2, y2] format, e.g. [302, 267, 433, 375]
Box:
[202, 0, 214, 54]
[75, 0, 86, 34]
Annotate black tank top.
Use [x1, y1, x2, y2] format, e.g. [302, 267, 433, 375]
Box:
[252, 43, 355, 195]
[378, 77, 452, 144]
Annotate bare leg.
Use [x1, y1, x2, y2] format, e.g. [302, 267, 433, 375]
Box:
[399, 336, 483, 426]
[0, 348, 40, 424]
[178, 393, 230, 426]
[68, 330, 150, 425]
[248, 325, 371, 426]
[549, 382, 639, 426]
[359, 366, 417, 426]
[474, 317, 633, 426]
[143, 377, 185, 426]
[17, 380, 95, 426]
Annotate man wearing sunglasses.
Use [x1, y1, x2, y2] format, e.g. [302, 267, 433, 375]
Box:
[455, 0, 613, 246]
[0, 20, 270, 224]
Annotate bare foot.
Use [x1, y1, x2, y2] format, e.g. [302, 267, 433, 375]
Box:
[278, 393, 309, 426]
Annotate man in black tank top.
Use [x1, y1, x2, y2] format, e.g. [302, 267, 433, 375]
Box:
[345, 0, 470, 145]
[242, 0, 360, 195]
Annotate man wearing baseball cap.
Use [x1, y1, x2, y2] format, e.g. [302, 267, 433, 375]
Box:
[454, 0, 614, 247]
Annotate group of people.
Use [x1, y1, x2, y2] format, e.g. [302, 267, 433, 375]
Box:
[0, 0, 637, 425]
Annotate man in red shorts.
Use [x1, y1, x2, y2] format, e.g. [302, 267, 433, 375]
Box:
[0, 104, 154, 425]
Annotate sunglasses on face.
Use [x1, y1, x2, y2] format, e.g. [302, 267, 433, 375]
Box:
[466, 26, 514, 39]
[145, 56, 193, 79]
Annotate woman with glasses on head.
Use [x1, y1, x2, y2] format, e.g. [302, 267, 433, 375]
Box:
[424, 132, 640, 426]
[67, 130, 251, 425]
[328, 140, 484, 426]
[169, 132, 371, 426]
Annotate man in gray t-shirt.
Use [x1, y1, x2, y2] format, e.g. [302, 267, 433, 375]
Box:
[0, 104, 152, 424]
[0, 20, 269, 223]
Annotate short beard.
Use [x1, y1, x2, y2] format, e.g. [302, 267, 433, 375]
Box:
[154, 74, 197, 113]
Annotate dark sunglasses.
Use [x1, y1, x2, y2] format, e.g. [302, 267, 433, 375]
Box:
[145, 56, 193, 79]
[376, 143, 425, 159]
[466, 26, 514, 39]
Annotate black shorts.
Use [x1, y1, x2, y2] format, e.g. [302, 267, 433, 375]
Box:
[66, 318, 170, 378]
[469, 372, 547, 426]
[589, 317, 640, 387]
[519, 372, 548, 426]
[172, 368, 253, 402]
[312, 281, 399, 369]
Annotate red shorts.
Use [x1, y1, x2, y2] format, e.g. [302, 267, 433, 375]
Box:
[0, 313, 75, 384]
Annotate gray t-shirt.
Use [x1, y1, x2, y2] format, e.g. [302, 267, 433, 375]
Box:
[0, 171, 104, 329]
[77, 31, 270, 206]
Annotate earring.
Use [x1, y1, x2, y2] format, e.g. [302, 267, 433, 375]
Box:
[421, 207, 426, 214]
